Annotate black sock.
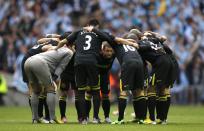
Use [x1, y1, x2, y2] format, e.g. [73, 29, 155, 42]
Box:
[133, 96, 147, 120]
[102, 98, 110, 118]
[118, 97, 127, 121]
[44, 97, 50, 120]
[28, 96, 31, 109]
[92, 90, 100, 119]
[165, 96, 171, 120]
[75, 94, 81, 120]
[156, 96, 160, 119]
[147, 95, 156, 121]
[38, 97, 44, 118]
[59, 97, 66, 118]
[78, 90, 86, 120]
[85, 99, 91, 118]
[157, 96, 167, 121]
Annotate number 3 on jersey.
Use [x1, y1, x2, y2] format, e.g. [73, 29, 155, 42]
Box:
[84, 35, 92, 50]
[123, 45, 136, 52]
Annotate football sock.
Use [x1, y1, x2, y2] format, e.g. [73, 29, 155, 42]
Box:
[147, 94, 156, 121]
[31, 93, 39, 120]
[47, 92, 56, 120]
[59, 96, 66, 118]
[118, 96, 127, 121]
[102, 96, 110, 118]
[92, 90, 100, 119]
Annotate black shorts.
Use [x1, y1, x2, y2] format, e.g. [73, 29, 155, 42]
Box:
[143, 65, 149, 88]
[150, 55, 172, 88]
[75, 64, 99, 91]
[100, 73, 110, 94]
[60, 80, 76, 91]
[60, 70, 76, 90]
[166, 54, 179, 87]
[121, 60, 144, 91]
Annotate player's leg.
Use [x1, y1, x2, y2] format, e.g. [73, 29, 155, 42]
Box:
[74, 89, 82, 122]
[101, 93, 111, 123]
[38, 92, 45, 119]
[33, 59, 61, 123]
[153, 56, 170, 124]
[87, 65, 100, 123]
[147, 74, 157, 122]
[58, 80, 68, 123]
[85, 91, 92, 121]
[131, 60, 146, 124]
[24, 59, 41, 123]
[100, 74, 111, 123]
[75, 65, 88, 124]
[112, 61, 132, 124]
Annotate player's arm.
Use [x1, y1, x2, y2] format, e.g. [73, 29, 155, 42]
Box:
[55, 31, 78, 50]
[93, 28, 139, 48]
[37, 38, 59, 44]
[144, 31, 167, 42]
[45, 34, 61, 38]
[41, 45, 57, 51]
[84, 26, 139, 48]
[114, 37, 139, 48]
[163, 43, 173, 54]
[138, 40, 161, 51]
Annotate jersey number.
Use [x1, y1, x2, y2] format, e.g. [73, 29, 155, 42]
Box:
[32, 45, 40, 49]
[150, 42, 159, 50]
[84, 35, 92, 50]
[123, 45, 136, 52]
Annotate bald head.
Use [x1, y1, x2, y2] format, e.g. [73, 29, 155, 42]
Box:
[126, 33, 138, 41]
[129, 29, 143, 39]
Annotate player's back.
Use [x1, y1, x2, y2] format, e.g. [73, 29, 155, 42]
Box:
[138, 39, 166, 64]
[110, 43, 141, 65]
[34, 47, 73, 73]
[69, 29, 105, 65]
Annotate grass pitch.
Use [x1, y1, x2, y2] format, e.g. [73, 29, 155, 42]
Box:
[0, 105, 204, 131]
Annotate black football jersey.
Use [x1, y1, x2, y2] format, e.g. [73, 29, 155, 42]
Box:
[66, 29, 114, 65]
[110, 43, 141, 65]
[60, 53, 75, 81]
[97, 53, 115, 74]
[138, 39, 166, 64]
[26, 40, 58, 57]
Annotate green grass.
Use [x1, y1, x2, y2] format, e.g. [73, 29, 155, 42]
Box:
[0, 105, 204, 131]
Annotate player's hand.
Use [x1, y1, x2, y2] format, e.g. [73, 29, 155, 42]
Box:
[143, 32, 152, 36]
[132, 42, 139, 49]
[126, 39, 136, 43]
[83, 26, 94, 32]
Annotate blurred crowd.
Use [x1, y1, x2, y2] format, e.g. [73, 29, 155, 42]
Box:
[0, 0, 204, 104]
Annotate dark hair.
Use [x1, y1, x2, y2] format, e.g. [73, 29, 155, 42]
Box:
[59, 31, 72, 40]
[88, 19, 100, 27]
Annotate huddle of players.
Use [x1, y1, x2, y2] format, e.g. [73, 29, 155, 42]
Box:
[22, 19, 178, 125]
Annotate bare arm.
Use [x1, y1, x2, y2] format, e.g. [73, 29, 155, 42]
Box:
[114, 37, 139, 49]
[54, 39, 68, 50]
[37, 38, 59, 44]
[45, 34, 61, 38]
[144, 31, 167, 42]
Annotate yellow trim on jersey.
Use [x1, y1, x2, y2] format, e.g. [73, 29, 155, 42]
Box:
[152, 74, 156, 86]
[59, 96, 66, 101]
[119, 95, 127, 99]
[158, 96, 167, 101]
[132, 96, 145, 101]
[120, 79, 122, 92]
